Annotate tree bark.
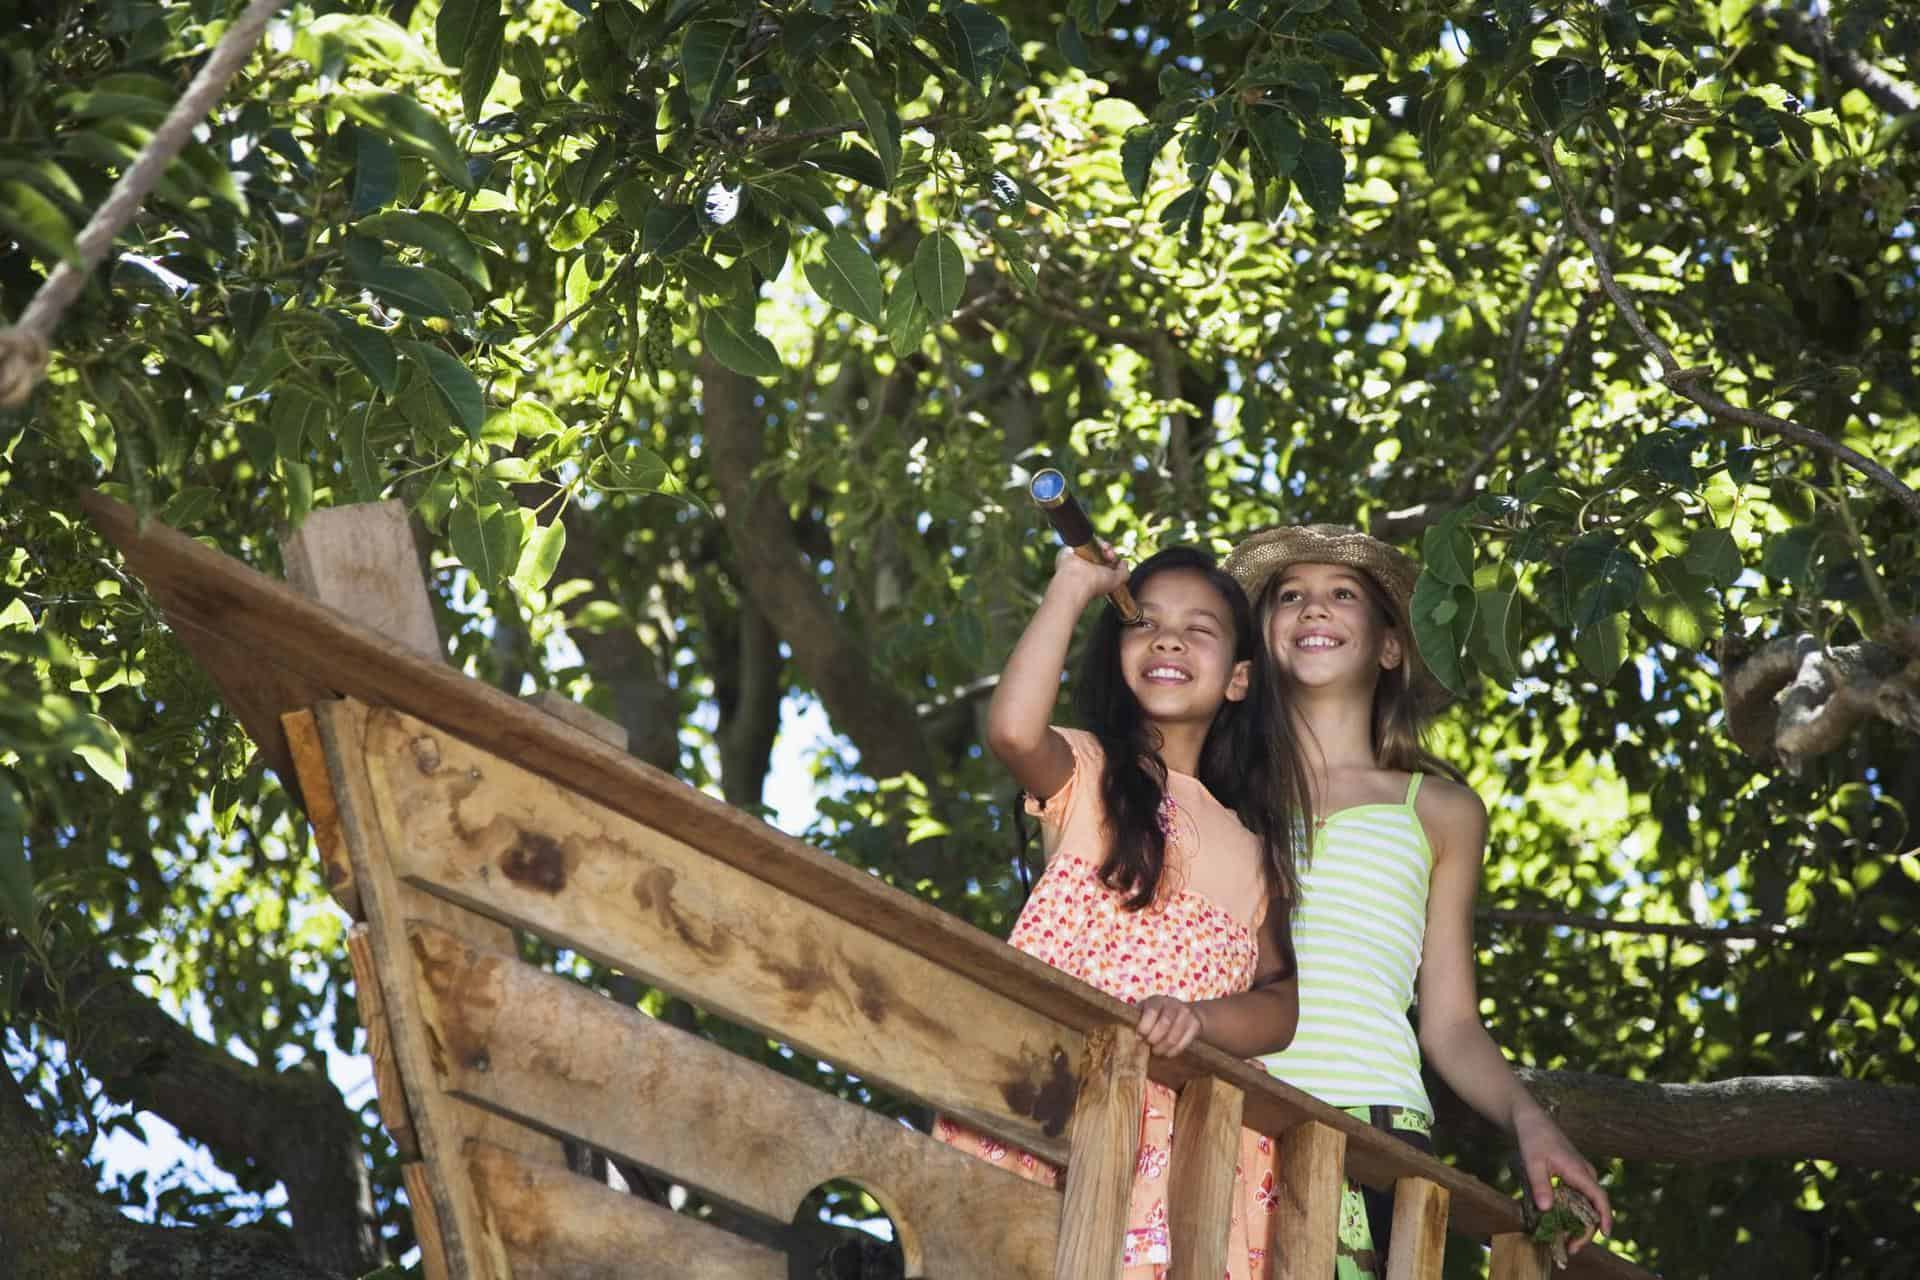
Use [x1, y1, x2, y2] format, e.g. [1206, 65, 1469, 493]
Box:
[699, 352, 936, 781]
[716, 597, 785, 810]
[0, 1065, 342, 1280]
[7, 944, 382, 1276]
[1430, 1069, 1920, 1172]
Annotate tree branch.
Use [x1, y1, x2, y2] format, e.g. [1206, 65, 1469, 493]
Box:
[1537, 139, 1920, 524]
[699, 353, 936, 780]
[1769, 8, 1920, 117]
[1478, 906, 1823, 945]
[2, 1065, 343, 1280]
[1429, 1068, 1920, 1171]
[6, 940, 381, 1276]
[1720, 623, 1920, 771]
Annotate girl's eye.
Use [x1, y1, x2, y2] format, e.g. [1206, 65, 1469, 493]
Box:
[1335, 588, 1356, 600]
[1277, 590, 1300, 603]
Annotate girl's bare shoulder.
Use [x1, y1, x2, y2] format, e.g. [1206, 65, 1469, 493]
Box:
[1411, 774, 1488, 863]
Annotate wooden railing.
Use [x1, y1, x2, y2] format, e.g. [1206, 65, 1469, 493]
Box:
[83, 493, 1657, 1280]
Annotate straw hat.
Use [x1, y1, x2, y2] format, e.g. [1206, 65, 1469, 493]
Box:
[1224, 523, 1448, 706]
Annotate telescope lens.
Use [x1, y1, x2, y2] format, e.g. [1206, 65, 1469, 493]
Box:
[1030, 469, 1067, 503]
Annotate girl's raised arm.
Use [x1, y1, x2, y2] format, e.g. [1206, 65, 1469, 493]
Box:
[1413, 778, 1614, 1250]
[985, 545, 1129, 801]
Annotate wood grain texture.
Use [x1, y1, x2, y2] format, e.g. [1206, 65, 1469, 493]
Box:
[1490, 1231, 1553, 1280]
[362, 704, 1084, 1164]
[285, 707, 359, 918]
[1384, 1177, 1450, 1280]
[80, 493, 1656, 1279]
[1269, 1120, 1344, 1280]
[1054, 1025, 1149, 1280]
[346, 925, 417, 1160]
[521, 690, 629, 752]
[410, 921, 1059, 1278]
[467, 1142, 786, 1280]
[1166, 1075, 1244, 1280]
[402, 1162, 448, 1280]
[281, 502, 443, 660]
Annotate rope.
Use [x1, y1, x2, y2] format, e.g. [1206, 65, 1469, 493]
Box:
[0, 0, 289, 408]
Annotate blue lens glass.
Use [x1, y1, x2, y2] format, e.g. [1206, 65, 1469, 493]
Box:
[1030, 469, 1066, 502]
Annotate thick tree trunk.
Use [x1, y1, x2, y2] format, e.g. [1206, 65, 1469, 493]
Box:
[0, 1065, 341, 1280]
[717, 597, 785, 810]
[700, 352, 936, 781]
[1431, 1069, 1920, 1172]
[8, 946, 382, 1275]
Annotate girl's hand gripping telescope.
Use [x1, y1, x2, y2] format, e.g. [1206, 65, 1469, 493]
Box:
[1028, 469, 1142, 624]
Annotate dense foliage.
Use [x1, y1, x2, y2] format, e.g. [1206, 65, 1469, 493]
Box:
[2, 1, 1917, 1276]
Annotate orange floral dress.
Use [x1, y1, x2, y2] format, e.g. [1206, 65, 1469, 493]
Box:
[935, 729, 1285, 1277]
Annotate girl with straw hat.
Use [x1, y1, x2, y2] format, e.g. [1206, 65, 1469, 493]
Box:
[1224, 524, 1612, 1278]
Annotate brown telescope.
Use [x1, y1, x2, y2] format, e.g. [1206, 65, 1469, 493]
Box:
[1027, 468, 1141, 624]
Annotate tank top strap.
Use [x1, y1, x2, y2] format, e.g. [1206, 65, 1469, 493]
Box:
[1404, 771, 1424, 807]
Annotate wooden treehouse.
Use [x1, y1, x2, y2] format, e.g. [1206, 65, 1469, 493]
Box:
[82, 492, 1658, 1280]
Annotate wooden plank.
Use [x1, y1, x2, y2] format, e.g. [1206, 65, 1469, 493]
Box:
[285, 707, 360, 918]
[409, 921, 1059, 1279]
[281, 502, 443, 660]
[1491, 1231, 1553, 1280]
[1384, 1176, 1450, 1280]
[522, 690, 628, 752]
[361, 703, 1084, 1165]
[468, 1141, 786, 1280]
[402, 1162, 449, 1280]
[314, 700, 559, 1280]
[1166, 1075, 1243, 1280]
[1270, 1120, 1344, 1280]
[80, 494, 1657, 1280]
[346, 925, 417, 1160]
[1054, 1025, 1148, 1280]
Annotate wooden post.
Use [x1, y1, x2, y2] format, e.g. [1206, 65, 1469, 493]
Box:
[1166, 1075, 1244, 1280]
[1384, 1176, 1450, 1280]
[1270, 1120, 1346, 1280]
[1054, 1025, 1148, 1280]
[346, 925, 417, 1161]
[1490, 1232, 1552, 1280]
[282, 502, 444, 660]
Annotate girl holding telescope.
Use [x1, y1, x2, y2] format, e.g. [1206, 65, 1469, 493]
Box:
[934, 511, 1307, 1275]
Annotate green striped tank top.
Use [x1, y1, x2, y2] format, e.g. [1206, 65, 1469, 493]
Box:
[1259, 773, 1434, 1115]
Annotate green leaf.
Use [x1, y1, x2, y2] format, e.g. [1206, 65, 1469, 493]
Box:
[350, 128, 398, 216]
[680, 20, 738, 113]
[591, 441, 671, 492]
[1422, 516, 1475, 586]
[1573, 611, 1630, 682]
[1247, 105, 1303, 177]
[913, 233, 967, 320]
[326, 313, 400, 395]
[339, 92, 474, 192]
[1760, 527, 1817, 587]
[357, 210, 490, 287]
[401, 342, 486, 438]
[459, 1, 505, 122]
[1679, 526, 1737, 586]
[1296, 136, 1346, 218]
[702, 307, 784, 379]
[1121, 125, 1171, 199]
[947, 2, 1011, 88]
[805, 230, 886, 325]
[1410, 573, 1474, 696]
[450, 502, 523, 586]
[341, 407, 380, 502]
[0, 180, 79, 265]
[845, 72, 899, 190]
[886, 272, 930, 355]
[0, 807, 34, 935]
[1639, 559, 1718, 649]
[642, 204, 699, 257]
[1313, 29, 1383, 69]
[435, 0, 484, 66]
[352, 262, 473, 319]
[73, 714, 129, 791]
[1244, 57, 1333, 98]
[512, 519, 567, 594]
[1058, 18, 1091, 70]
[1473, 587, 1522, 684]
[271, 386, 327, 461]
[1565, 533, 1643, 627]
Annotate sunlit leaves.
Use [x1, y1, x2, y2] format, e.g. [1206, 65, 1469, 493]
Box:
[806, 230, 886, 325]
[703, 307, 783, 379]
[338, 93, 474, 193]
[912, 233, 967, 320]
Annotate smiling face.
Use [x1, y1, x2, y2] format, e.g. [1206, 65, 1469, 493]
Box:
[1263, 561, 1404, 693]
[1117, 567, 1251, 728]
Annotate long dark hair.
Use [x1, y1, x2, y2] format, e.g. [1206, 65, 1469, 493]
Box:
[1252, 570, 1466, 787]
[1072, 547, 1304, 921]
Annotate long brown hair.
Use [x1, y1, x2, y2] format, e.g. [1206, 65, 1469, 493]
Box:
[1253, 571, 1465, 788]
